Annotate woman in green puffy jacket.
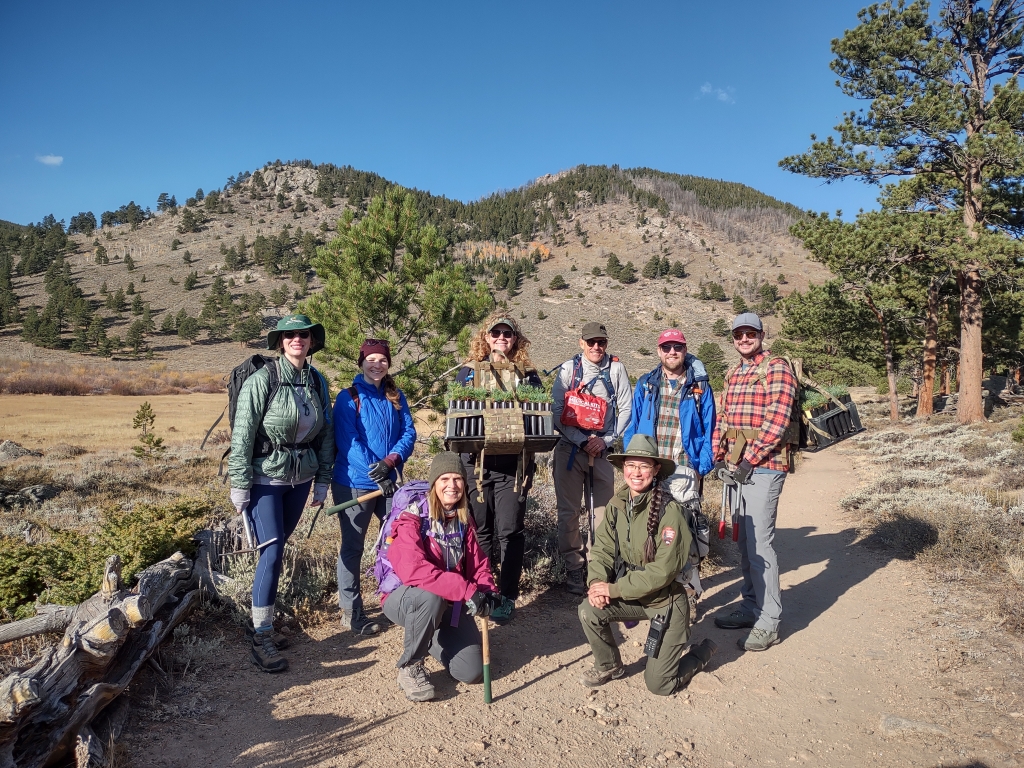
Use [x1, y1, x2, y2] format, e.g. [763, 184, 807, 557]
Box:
[228, 314, 335, 672]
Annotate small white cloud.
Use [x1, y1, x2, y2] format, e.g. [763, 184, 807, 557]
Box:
[697, 83, 735, 104]
[36, 154, 63, 166]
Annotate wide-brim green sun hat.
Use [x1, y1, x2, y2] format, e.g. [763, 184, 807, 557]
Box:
[266, 314, 326, 355]
[607, 434, 676, 479]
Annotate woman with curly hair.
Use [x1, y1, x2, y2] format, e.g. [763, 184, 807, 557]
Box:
[455, 313, 542, 624]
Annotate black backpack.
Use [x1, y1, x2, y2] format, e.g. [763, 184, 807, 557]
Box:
[201, 354, 328, 477]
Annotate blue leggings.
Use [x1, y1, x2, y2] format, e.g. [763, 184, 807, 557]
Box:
[250, 481, 311, 608]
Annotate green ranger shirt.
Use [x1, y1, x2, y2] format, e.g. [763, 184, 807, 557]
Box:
[587, 484, 691, 606]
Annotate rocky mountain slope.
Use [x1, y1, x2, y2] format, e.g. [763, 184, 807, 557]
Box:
[1, 163, 832, 376]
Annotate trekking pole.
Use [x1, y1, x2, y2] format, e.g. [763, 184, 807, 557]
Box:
[732, 482, 742, 542]
[587, 442, 597, 546]
[718, 479, 728, 539]
[480, 616, 492, 704]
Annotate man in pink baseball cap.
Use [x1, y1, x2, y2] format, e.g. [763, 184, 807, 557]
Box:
[624, 328, 717, 617]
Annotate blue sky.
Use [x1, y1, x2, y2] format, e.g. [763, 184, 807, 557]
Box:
[0, 1, 881, 226]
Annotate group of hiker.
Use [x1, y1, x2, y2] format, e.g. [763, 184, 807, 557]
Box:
[226, 308, 797, 702]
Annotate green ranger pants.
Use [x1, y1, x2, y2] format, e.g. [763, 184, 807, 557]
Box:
[577, 592, 690, 696]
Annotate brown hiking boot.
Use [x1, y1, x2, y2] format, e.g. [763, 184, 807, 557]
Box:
[579, 664, 624, 688]
[250, 630, 288, 673]
[564, 567, 587, 596]
[244, 621, 290, 650]
[397, 659, 435, 702]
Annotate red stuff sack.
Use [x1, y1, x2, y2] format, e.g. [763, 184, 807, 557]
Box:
[561, 386, 608, 431]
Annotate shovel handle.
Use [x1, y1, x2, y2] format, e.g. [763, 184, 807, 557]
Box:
[324, 489, 384, 517]
[480, 616, 492, 704]
[718, 520, 727, 539]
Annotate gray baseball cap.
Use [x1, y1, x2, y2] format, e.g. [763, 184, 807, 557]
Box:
[580, 321, 608, 340]
[731, 312, 763, 332]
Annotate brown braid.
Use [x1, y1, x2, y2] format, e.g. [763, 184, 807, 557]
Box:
[382, 374, 402, 411]
[643, 482, 665, 564]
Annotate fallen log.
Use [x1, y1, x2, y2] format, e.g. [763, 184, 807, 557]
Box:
[0, 552, 199, 768]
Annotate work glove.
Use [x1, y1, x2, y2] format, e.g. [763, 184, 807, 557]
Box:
[376, 478, 397, 499]
[487, 593, 506, 614]
[466, 590, 491, 618]
[733, 460, 754, 485]
[367, 460, 391, 483]
[711, 460, 729, 476]
[311, 483, 329, 506]
[229, 487, 250, 513]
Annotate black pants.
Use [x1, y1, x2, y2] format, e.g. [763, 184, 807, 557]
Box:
[466, 463, 527, 600]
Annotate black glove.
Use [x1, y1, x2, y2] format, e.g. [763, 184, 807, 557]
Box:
[376, 478, 396, 498]
[486, 593, 505, 614]
[734, 460, 754, 485]
[466, 590, 491, 618]
[367, 460, 391, 483]
[712, 459, 729, 475]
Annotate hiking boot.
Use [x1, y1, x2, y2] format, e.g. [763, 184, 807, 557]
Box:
[490, 596, 515, 625]
[737, 628, 780, 652]
[397, 659, 435, 702]
[579, 664, 625, 688]
[341, 608, 382, 636]
[244, 621, 290, 650]
[564, 568, 587, 596]
[713, 610, 756, 630]
[250, 630, 288, 673]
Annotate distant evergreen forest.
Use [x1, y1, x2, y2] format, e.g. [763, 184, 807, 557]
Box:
[0, 162, 806, 355]
[311, 162, 803, 246]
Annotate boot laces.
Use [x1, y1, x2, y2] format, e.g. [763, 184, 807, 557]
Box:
[257, 632, 280, 657]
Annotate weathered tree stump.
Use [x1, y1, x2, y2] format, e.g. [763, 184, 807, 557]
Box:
[0, 552, 199, 768]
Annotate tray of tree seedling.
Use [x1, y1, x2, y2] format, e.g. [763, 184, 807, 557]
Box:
[444, 385, 560, 455]
[801, 386, 864, 451]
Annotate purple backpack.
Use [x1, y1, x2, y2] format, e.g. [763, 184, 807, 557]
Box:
[372, 481, 432, 597]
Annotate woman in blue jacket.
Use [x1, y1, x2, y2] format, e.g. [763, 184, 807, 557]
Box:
[333, 338, 417, 635]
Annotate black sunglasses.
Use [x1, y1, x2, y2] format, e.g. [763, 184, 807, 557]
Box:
[732, 330, 760, 340]
[659, 343, 686, 353]
[282, 330, 310, 340]
[584, 338, 608, 347]
[489, 329, 515, 339]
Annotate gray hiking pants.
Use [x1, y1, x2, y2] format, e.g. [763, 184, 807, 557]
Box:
[728, 471, 786, 632]
[553, 440, 615, 572]
[381, 585, 483, 684]
[331, 483, 391, 614]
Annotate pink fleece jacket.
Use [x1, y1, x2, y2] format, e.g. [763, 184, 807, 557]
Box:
[383, 510, 496, 606]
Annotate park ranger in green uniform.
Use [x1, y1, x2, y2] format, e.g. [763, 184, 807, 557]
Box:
[577, 434, 701, 696]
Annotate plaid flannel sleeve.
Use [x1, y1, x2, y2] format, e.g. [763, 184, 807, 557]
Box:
[745, 360, 798, 466]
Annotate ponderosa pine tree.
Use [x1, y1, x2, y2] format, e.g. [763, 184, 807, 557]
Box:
[304, 188, 491, 404]
[781, 0, 1024, 423]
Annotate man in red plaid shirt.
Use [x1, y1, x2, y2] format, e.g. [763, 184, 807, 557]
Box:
[710, 313, 797, 652]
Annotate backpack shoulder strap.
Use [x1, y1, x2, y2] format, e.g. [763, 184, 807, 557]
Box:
[261, 357, 281, 421]
[348, 385, 361, 415]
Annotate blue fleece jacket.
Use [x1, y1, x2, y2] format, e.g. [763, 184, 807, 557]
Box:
[623, 355, 717, 476]
[333, 374, 417, 490]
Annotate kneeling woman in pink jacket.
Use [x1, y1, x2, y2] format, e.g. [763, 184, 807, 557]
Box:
[383, 452, 500, 702]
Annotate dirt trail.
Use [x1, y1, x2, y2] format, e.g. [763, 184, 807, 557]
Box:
[126, 446, 1023, 768]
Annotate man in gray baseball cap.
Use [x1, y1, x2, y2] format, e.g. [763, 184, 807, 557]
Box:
[710, 311, 798, 652]
[551, 321, 633, 595]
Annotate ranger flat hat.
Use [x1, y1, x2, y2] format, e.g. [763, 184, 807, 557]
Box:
[607, 434, 676, 479]
[266, 314, 325, 355]
[580, 321, 608, 341]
